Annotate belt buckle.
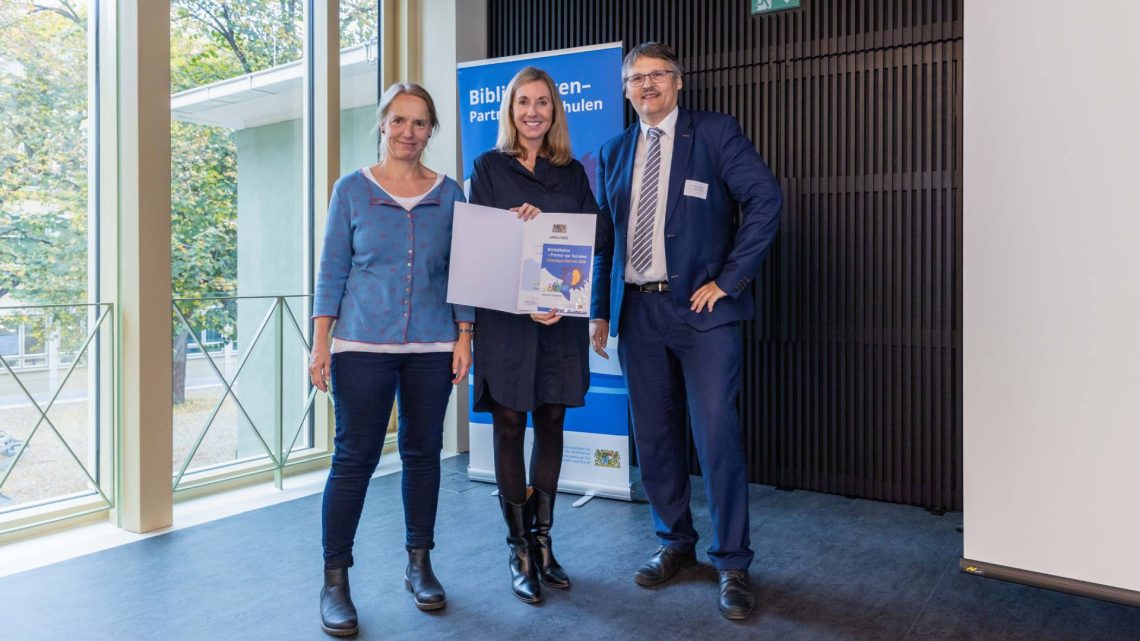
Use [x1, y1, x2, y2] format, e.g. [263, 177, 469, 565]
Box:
[627, 281, 669, 293]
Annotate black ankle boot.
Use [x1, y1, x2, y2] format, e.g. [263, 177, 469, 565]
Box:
[404, 548, 446, 611]
[499, 494, 542, 603]
[531, 488, 570, 589]
[320, 567, 359, 637]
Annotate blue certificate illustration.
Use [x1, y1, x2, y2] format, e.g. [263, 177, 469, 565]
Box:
[536, 244, 592, 314]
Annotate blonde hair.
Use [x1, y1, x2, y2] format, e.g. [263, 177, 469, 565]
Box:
[375, 82, 440, 159]
[495, 66, 572, 166]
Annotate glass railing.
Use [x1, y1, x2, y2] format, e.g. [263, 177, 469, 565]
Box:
[172, 295, 322, 492]
[0, 303, 114, 523]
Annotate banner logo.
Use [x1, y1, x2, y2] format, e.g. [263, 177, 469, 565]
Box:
[594, 449, 621, 468]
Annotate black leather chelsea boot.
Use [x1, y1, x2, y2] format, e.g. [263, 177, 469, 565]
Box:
[404, 547, 447, 611]
[320, 566, 359, 637]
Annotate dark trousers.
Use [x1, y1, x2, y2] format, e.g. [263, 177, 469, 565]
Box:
[322, 351, 453, 569]
[618, 290, 754, 571]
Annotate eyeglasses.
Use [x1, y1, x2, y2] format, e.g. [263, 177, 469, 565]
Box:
[623, 70, 676, 87]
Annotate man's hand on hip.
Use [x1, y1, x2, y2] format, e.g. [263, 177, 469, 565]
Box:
[690, 281, 727, 313]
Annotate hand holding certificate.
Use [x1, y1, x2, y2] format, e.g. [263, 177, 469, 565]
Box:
[447, 202, 597, 317]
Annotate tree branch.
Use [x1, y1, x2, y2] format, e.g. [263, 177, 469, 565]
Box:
[184, 1, 253, 74]
[0, 230, 53, 245]
[31, 1, 82, 25]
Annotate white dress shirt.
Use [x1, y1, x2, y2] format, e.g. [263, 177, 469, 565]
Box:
[625, 107, 679, 284]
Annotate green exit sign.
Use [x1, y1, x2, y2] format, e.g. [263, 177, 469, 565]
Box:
[752, 0, 801, 14]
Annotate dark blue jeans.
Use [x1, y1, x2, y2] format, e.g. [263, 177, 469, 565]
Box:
[322, 351, 453, 569]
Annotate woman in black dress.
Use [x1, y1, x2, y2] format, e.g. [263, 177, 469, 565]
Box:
[468, 66, 611, 604]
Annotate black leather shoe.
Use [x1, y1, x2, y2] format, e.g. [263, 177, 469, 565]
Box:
[530, 488, 570, 589]
[319, 567, 359, 637]
[499, 494, 543, 603]
[633, 546, 696, 587]
[404, 548, 446, 611]
[717, 569, 755, 620]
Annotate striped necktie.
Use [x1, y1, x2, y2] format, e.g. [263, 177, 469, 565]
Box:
[630, 127, 663, 274]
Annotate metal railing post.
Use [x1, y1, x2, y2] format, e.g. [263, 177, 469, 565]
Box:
[273, 297, 284, 490]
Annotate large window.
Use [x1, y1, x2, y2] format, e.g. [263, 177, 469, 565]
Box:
[0, 0, 378, 532]
[0, 3, 91, 307]
[0, 2, 107, 517]
[168, 1, 379, 490]
[0, 0, 376, 539]
[170, 0, 312, 488]
[341, 0, 381, 171]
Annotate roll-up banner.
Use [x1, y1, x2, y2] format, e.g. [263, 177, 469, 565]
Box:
[457, 42, 633, 501]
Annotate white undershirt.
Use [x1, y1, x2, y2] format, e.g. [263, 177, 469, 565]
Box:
[625, 107, 679, 284]
[332, 169, 453, 355]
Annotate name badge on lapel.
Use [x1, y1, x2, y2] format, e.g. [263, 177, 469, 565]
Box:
[683, 180, 708, 200]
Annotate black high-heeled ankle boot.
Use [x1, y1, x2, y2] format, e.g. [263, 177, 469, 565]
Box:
[404, 547, 446, 610]
[319, 566, 359, 637]
[499, 493, 542, 603]
[530, 488, 571, 589]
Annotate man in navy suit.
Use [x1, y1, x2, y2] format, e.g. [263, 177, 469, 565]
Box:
[589, 42, 782, 620]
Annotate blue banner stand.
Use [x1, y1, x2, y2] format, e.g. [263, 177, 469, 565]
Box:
[457, 43, 635, 502]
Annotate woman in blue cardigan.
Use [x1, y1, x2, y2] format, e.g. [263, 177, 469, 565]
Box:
[309, 82, 473, 637]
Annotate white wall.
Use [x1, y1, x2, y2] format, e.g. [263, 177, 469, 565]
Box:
[964, 2, 1140, 592]
[414, 0, 487, 454]
[419, 0, 487, 181]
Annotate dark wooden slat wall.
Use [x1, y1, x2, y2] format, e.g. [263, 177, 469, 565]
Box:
[487, 0, 963, 510]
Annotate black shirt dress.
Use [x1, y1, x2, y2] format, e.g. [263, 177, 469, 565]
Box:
[468, 149, 603, 413]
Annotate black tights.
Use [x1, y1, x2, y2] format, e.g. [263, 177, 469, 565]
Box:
[490, 400, 566, 504]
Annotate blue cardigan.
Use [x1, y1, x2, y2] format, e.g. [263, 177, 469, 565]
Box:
[313, 170, 475, 344]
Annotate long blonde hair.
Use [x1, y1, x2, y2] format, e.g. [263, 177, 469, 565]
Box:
[495, 66, 572, 166]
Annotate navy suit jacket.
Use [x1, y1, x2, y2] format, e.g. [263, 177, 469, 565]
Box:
[591, 108, 782, 335]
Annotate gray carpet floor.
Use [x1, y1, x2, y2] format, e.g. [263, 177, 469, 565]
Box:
[2, 454, 1138, 641]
